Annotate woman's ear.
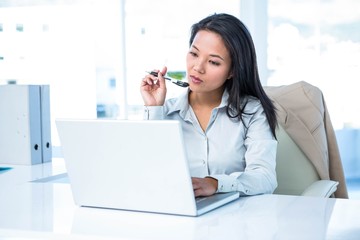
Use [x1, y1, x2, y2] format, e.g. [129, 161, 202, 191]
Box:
[226, 68, 233, 79]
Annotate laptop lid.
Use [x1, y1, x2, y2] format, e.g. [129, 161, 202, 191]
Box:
[56, 119, 239, 216]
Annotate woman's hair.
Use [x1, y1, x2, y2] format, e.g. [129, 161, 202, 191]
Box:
[189, 13, 277, 138]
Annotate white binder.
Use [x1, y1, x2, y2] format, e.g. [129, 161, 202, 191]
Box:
[0, 85, 52, 165]
[40, 85, 52, 163]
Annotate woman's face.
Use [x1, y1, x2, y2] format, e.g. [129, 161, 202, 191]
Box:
[186, 30, 232, 94]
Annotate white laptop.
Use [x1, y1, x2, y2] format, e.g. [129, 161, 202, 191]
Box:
[55, 119, 239, 216]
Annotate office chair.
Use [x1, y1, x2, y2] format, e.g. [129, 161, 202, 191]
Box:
[264, 81, 348, 198]
[274, 124, 338, 197]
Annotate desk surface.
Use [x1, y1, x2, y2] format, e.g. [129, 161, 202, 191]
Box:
[1, 159, 360, 240]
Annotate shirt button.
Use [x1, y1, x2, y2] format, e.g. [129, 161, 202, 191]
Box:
[202, 160, 206, 165]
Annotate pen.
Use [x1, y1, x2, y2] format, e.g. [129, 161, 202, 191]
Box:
[146, 71, 189, 88]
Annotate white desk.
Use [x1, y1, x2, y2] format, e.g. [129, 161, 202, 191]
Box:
[1, 159, 360, 240]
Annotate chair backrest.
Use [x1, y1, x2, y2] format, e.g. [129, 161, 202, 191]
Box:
[265, 82, 348, 198]
[274, 124, 320, 195]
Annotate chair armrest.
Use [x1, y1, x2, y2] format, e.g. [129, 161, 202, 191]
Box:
[301, 180, 339, 198]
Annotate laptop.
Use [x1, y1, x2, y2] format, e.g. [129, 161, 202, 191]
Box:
[55, 119, 239, 216]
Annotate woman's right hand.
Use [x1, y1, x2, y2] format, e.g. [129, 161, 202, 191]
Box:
[140, 66, 167, 106]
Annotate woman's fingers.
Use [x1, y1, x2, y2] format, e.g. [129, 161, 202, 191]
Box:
[154, 67, 167, 88]
[192, 177, 218, 197]
[140, 67, 168, 106]
[160, 66, 167, 76]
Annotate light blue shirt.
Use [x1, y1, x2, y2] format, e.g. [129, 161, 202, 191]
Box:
[144, 90, 277, 196]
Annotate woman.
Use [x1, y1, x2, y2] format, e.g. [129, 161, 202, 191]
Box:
[140, 13, 278, 197]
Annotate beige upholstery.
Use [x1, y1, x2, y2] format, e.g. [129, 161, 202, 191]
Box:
[264, 81, 347, 198]
[274, 125, 338, 198]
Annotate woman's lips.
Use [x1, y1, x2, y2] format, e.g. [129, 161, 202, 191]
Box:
[190, 75, 203, 84]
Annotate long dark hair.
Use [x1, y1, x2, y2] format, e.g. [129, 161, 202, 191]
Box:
[189, 13, 277, 138]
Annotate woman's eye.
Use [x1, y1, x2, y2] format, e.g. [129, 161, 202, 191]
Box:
[209, 60, 220, 66]
[189, 51, 198, 57]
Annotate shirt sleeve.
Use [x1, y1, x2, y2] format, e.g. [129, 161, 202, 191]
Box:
[211, 173, 241, 193]
[143, 106, 165, 120]
[209, 102, 278, 196]
[210, 137, 277, 196]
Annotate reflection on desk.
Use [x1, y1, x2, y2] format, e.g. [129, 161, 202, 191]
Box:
[0, 159, 359, 240]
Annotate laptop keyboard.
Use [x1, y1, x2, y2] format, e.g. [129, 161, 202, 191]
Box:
[195, 196, 208, 203]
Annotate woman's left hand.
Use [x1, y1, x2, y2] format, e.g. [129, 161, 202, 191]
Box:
[192, 177, 218, 197]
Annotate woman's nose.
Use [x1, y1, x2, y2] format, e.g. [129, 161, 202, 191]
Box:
[193, 59, 205, 74]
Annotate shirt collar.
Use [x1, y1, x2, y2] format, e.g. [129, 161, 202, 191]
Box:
[167, 89, 230, 119]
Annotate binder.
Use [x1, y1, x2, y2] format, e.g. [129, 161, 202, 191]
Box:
[0, 85, 52, 165]
[40, 85, 52, 163]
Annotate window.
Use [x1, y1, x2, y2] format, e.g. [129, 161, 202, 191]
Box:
[0, 1, 101, 147]
[267, 0, 360, 130]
